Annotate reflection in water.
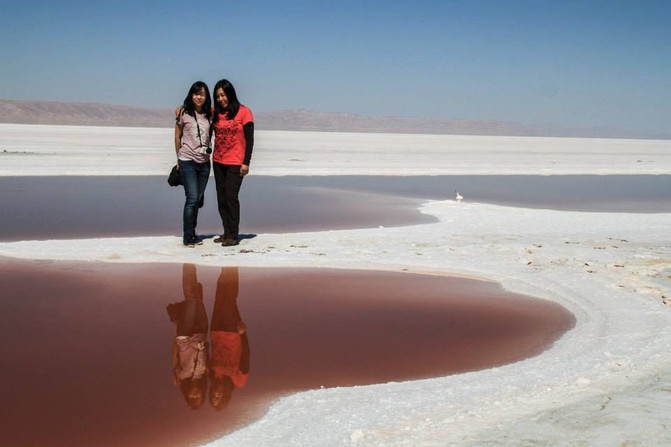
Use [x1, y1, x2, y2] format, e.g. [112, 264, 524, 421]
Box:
[168, 264, 209, 409]
[0, 260, 575, 447]
[168, 264, 250, 411]
[210, 266, 250, 411]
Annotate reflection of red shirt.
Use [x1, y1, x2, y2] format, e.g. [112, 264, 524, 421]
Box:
[210, 331, 249, 387]
[212, 105, 253, 165]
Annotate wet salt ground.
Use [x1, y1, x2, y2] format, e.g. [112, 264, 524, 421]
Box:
[0, 260, 574, 447]
[0, 175, 668, 241]
[2, 174, 660, 445]
[0, 176, 432, 241]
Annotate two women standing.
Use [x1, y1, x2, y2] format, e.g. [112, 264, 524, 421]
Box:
[174, 79, 254, 247]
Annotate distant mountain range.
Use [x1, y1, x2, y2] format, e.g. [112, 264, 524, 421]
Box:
[0, 99, 172, 128]
[1, 98, 667, 139]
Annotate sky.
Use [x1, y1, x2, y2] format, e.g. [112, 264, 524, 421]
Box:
[1, 0, 670, 133]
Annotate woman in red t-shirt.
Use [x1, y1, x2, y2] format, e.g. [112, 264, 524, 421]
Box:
[210, 79, 254, 247]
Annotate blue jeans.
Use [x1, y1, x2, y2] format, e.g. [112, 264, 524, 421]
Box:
[179, 159, 210, 238]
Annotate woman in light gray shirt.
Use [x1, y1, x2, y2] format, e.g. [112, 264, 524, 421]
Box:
[174, 81, 212, 247]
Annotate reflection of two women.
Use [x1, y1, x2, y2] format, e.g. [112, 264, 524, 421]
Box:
[168, 264, 250, 410]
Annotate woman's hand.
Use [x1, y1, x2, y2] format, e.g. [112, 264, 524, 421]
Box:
[237, 321, 247, 334]
[240, 164, 249, 177]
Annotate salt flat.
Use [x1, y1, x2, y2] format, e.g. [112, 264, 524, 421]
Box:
[0, 123, 670, 446]
[1, 123, 670, 176]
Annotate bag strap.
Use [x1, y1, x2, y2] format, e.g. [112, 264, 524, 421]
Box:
[195, 113, 203, 148]
[195, 112, 212, 150]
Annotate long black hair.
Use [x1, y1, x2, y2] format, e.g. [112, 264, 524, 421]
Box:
[213, 79, 240, 123]
[182, 81, 212, 120]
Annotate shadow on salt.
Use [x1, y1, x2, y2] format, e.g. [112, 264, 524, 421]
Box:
[0, 260, 574, 447]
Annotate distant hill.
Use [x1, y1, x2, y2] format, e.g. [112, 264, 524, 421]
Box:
[0, 99, 173, 128]
[0, 98, 665, 139]
[254, 109, 663, 139]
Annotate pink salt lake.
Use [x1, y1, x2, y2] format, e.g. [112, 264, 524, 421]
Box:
[0, 259, 574, 447]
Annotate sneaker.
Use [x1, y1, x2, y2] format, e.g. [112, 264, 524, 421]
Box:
[183, 235, 203, 247]
[221, 238, 239, 247]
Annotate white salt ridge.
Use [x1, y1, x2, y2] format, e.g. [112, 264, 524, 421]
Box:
[1, 123, 670, 445]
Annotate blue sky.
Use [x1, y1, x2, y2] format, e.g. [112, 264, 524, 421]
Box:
[1, 0, 670, 132]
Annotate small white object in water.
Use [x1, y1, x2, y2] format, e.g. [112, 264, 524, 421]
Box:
[455, 190, 464, 202]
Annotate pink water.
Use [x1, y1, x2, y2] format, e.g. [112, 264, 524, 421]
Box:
[0, 259, 574, 446]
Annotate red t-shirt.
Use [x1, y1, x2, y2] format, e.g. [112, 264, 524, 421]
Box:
[212, 105, 253, 165]
[210, 331, 249, 387]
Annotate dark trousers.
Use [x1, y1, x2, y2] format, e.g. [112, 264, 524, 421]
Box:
[213, 162, 244, 240]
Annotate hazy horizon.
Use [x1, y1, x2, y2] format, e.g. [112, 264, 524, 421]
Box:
[4, 98, 669, 139]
